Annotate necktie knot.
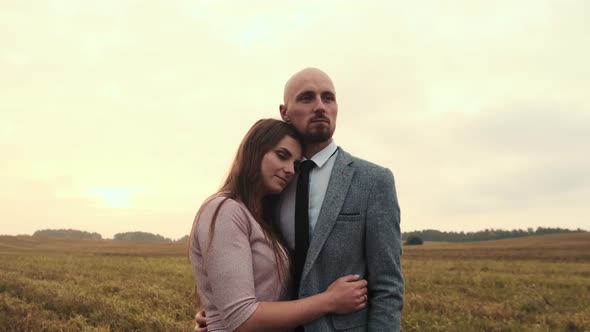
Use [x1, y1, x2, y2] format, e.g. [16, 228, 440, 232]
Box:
[299, 160, 316, 174]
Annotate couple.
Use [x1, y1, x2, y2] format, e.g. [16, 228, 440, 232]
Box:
[188, 68, 404, 331]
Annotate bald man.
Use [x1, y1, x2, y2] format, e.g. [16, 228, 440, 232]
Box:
[196, 68, 404, 331]
[278, 68, 403, 331]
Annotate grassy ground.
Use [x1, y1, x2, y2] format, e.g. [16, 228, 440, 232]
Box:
[403, 259, 589, 331]
[0, 254, 195, 331]
[1, 233, 589, 331]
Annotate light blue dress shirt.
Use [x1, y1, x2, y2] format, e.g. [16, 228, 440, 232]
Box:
[278, 140, 339, 251]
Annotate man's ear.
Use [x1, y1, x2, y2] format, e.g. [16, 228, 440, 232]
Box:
[279, 104, 290, 122]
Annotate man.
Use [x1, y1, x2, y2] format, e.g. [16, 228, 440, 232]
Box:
[197, 68, 404, 331]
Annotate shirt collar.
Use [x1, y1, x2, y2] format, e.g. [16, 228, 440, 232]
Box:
[307, 140, 338, 169]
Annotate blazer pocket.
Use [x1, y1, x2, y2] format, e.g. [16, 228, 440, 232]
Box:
[337, 213, 361, 222]
[331, 307, 368, 330]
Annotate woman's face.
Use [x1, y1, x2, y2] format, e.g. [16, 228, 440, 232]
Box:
[260, 135, 302, 195]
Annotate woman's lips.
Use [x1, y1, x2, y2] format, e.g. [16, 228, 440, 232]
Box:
[275, 175, 287, 185]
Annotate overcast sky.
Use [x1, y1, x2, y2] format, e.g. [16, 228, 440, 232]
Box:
[2, 0, 589, 239]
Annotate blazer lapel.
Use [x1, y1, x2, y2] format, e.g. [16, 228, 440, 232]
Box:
[301, 149, 354, 282]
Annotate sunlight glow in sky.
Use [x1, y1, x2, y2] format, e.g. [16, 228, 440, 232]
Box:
[90, 186, 136, 209]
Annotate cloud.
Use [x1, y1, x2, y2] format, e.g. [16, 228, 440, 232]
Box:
[364, 104, 590, 231]
[443, 105, 590, 209]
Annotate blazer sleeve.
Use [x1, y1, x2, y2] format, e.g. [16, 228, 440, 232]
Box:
[365, 168, 404, 331]
[197, 200, 259, 331]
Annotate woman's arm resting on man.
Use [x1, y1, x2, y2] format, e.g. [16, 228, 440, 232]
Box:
[194, 275, 368, 332]
[235, 275, 367, 332]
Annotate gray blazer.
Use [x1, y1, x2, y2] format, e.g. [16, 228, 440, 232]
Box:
[298, 148, 404, 331]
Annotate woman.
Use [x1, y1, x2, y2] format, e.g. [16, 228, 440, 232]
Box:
[189, 119, 367, 332]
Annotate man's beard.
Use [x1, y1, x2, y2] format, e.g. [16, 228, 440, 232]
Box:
[303, 114, 334, 143]
[304, 127, 333, 143]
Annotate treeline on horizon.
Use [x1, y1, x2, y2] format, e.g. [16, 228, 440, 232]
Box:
[25, 226, 588, 243]
[31, 229, 188, 243]
[402, 227, 586, 242]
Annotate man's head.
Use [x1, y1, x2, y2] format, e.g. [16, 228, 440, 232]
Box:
[279, 68, 338, 145]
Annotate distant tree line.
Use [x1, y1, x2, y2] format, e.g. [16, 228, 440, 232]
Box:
[405, 235, 424, 245]
[176, 235, 189, 244]
[113, 231, 172, 243]
[32, 229, 187, 243]
[31, 226, 585, 244]
[402, 227, 586, 243]
[33, 229, 102, 240]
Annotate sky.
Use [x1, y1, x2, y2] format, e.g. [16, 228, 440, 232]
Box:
[1, 0, 589, 239]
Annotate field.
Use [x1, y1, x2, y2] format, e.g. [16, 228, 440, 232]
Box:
[1, 233, 589, 331]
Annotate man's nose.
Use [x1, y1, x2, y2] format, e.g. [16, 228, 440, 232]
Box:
[313, 96, 326, 113]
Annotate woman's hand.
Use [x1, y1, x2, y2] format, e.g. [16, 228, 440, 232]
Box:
[324, 275, 368, 314]
[194, 310, 207, 332]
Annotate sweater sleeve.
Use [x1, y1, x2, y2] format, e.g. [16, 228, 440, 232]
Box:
[197, 199, 259, 331]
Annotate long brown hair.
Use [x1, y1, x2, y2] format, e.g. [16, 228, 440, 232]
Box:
[189, 119, 302, 306]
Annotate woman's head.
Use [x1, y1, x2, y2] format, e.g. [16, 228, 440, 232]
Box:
[260, 133, 301, 195]
[221, 119, 302, 209]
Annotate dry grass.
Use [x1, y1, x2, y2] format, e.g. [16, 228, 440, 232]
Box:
[1, 233, 589, 331]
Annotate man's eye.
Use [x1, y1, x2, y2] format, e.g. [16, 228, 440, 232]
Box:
[298, 92, 314, 102]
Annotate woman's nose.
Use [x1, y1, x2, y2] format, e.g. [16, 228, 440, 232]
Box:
[284, 163, 295, 175]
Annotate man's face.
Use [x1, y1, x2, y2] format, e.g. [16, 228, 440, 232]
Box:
[280, 70, 338, 143]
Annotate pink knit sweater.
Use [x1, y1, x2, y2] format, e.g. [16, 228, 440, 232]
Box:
[189, 197, 290, 331]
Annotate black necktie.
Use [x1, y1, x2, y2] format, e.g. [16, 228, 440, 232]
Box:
[294, 160, 316, 293]
[294, 160, 315, 332]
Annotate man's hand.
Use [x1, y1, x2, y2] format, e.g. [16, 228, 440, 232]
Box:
[194, 310, 208, 332]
